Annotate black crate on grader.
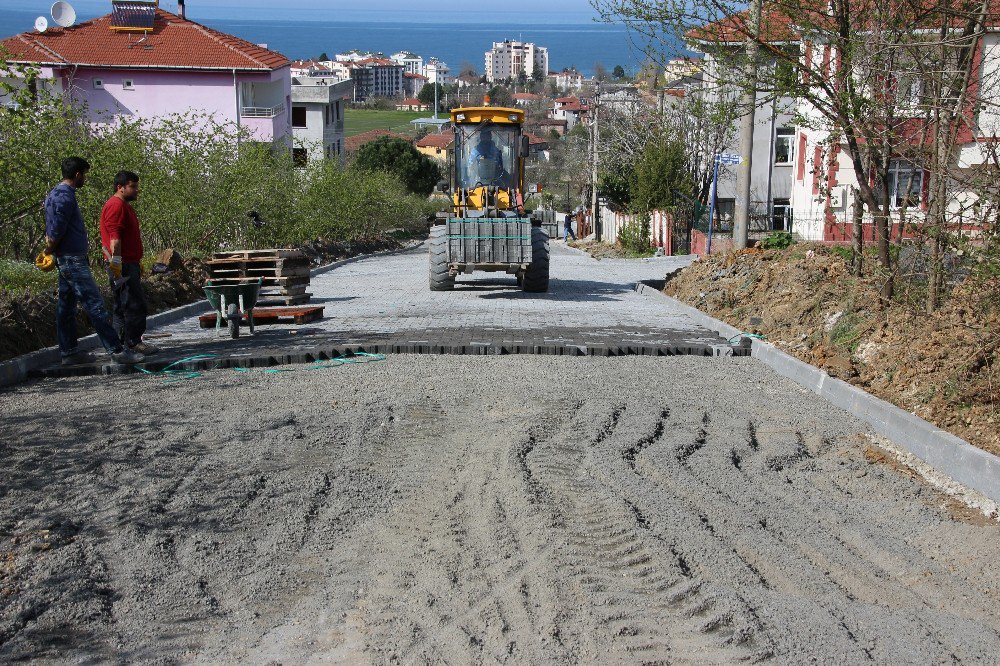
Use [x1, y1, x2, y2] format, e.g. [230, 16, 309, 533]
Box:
[430, 102, 549, 292]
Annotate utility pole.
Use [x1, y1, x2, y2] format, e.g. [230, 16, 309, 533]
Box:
[590, 80, 601, 241]
[732, 0, 763, 250]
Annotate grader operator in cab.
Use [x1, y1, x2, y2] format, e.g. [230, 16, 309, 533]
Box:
[429, 100, 549, 292]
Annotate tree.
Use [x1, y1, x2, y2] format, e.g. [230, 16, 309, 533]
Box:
[532, 69, 545, 82]
[354, 136, 441, 196]
[459, 61, 479, 77]
[417, 82, 445, 109]
[593, 0, 997, 305]
[316, 52, 329, 61]
[612, 65, 627, 80]
[593, 62, 609, 82]
[487, 85, 513, 108]
[632, 138, 693, 212]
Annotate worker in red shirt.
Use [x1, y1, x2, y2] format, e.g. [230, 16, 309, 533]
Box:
[100, 170, 158, 355]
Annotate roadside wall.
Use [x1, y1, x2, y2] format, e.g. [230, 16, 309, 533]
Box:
[598, 209, 673, 254]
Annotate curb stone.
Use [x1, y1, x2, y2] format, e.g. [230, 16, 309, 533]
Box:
[0, 240, 426, 390]
[635, 280, 1000, 504]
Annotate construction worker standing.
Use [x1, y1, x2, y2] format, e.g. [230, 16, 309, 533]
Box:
[42, 157, 143, 366]
[100, 170, 158, 355]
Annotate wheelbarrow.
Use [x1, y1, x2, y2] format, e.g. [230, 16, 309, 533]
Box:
[203, 278, 262, 339]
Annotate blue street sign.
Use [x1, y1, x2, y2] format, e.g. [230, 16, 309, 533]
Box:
[715, 153, 742, 165]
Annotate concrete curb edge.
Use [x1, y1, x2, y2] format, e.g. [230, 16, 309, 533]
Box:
[0, 239, 426, 390]
[635, 281, 1000, 503]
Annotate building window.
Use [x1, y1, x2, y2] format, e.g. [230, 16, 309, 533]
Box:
[292, 106, 307, 128]
[883, 160, 924, 208]
[122, 79, 135, 90]
[293, 147, 308, 166]
[772, 199, 792, 231]
[774, 128, 794, 165]
[93, 79, 104, 89]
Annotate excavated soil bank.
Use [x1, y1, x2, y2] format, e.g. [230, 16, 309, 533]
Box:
[664, 245, 1000, 456]
[1, 356, 998, 663]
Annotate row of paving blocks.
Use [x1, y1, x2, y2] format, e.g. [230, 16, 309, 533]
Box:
[32, 337, 749, 379]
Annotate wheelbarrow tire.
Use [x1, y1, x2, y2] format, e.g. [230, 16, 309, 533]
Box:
[227, 303, 240, 339]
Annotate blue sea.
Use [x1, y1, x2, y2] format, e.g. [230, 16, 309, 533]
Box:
[0, 3, 657, 76]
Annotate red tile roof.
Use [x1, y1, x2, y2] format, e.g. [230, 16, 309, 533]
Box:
[554, 96, 579, 104]
[405, 72, 428, 79]
[513, 92, 542, 100]
[0, 8, 288, 71]
[416, 132, 453, 149]
[524, 132, 547, 146]
[398, 97, 425, 106]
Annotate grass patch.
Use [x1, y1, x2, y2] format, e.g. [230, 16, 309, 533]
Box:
[344, 110, 426, 137]
[0, 259, 58, 293]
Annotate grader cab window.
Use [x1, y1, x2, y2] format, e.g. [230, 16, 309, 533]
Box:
[456, 124, 517, 190]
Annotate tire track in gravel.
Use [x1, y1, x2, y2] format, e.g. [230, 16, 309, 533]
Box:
[624, 404, 1000, 662]
[359, 400, 591, 664]
[522, 399, 764, 663]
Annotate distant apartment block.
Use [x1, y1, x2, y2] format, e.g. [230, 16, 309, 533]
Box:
[548, 67, 585, 91]
[391, 51, 423, 75]
[485, 40, 548, 82]
[404, 72, 428, 97]
[0, 5, 292, 148]
[291, 76, 352, 163]
[424, 58, 451, 84]
[342, 58, 405, 101]
[549, 96, 589, 131]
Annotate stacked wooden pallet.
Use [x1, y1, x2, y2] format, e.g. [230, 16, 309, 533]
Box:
[204, 249, 312, 306]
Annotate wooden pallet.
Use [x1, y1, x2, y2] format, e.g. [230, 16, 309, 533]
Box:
[212, 248, 305, 260]
[255, 293, 312, 307]
[199, 305, 324, 328]
[205, 275, 310, 288]
[203, 248, 312, 302]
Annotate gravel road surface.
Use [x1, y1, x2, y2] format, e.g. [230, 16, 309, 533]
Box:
[2, 355, 998, 663]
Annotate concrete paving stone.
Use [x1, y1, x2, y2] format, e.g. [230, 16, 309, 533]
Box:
[32, 244, 738, 379]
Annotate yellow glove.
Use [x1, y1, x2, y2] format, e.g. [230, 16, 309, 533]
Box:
[108, 257, 123, 280]
[35, 252, 55, 272]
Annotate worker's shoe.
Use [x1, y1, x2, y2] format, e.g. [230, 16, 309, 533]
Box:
[61, 350, 98, 366]
[130, 341, 160, 355]
[111, 348, 145, 365]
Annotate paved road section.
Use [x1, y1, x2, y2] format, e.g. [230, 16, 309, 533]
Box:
[34, 244, 740, 379]
[2, 356, 998, 663]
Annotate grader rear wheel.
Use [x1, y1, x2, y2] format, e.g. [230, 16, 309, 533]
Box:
[521, 227, 550, 293]
[429, 224, 455, 291]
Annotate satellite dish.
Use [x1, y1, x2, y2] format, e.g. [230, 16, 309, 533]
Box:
[50, 1, 77, 28]
[35, 16, 49, 32]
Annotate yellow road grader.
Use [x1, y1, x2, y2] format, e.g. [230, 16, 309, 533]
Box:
[429, 103, 549, 292]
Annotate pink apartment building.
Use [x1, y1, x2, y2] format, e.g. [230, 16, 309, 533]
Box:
[1, 3, 292, 146]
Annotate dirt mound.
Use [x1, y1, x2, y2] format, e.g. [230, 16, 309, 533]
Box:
[665, 246, 1000, 456]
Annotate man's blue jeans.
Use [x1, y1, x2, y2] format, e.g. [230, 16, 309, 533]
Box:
[56, 255, 124, 357]
[563, 225, 577, 241]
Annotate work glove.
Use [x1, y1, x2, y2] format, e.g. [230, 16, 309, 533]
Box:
[108, 256, 123, 280]
[34, 252, 55, 272]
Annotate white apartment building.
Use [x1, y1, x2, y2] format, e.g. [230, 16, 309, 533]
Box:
[485, 40, 548, 82]
[391, 51, 423, 75]
[291, 76, 353, 163]
[424, 58, 451, 84]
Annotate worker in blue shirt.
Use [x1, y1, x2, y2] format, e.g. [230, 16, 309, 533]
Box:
[42, 156, 143, 366]
[468, 128, 506, 184]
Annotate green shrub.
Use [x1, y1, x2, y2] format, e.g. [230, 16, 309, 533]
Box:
[617, 219, 654, 256]
[760, 231, 795, 250]
[828, 245, 853, 263]
[0, 59, 432, 263]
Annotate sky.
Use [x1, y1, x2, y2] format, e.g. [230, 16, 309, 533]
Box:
[7, 0, 604, 22]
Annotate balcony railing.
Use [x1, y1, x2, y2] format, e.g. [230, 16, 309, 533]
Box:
[241, 103, 285, 118]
